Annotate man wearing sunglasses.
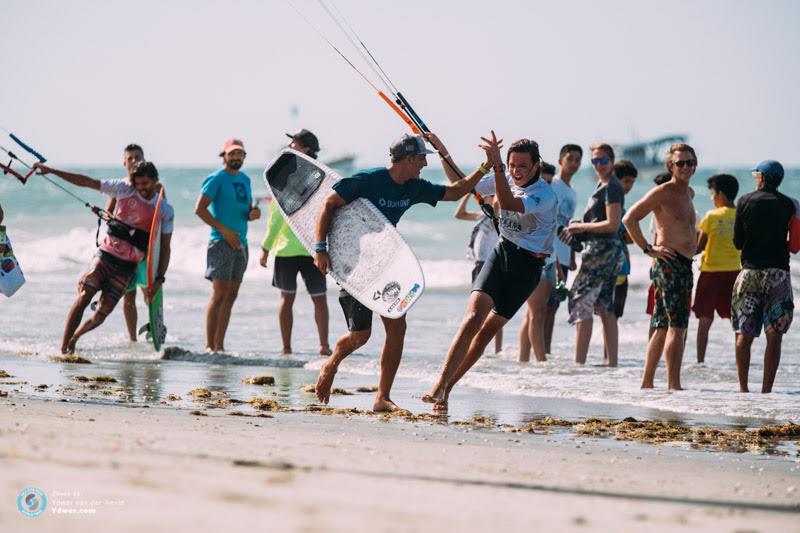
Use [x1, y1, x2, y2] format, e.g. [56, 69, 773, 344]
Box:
[623, 143, 699, 390]
[731, 160, 796, 393]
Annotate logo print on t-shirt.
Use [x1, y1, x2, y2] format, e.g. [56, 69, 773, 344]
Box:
[233, 183, 247, 203]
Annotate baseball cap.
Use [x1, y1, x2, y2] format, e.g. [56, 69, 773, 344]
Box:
[220, 138, 245, 156]
[389, 134, 434, 160]
[286, 129, 320, 154]
[751, 160, 784, 183]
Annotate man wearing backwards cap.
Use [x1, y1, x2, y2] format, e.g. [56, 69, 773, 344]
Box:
[260, 129, 331, 356]
[731, 159, 797, 393]
[312, 132, 489, 412]
[195, 138, 261, 353]
[285, 129, 320, 158]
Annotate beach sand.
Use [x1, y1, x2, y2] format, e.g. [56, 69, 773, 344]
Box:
[2, 397, 798, 532]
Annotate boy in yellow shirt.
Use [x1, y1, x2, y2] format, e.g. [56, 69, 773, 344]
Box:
[693, 174, 740, 363]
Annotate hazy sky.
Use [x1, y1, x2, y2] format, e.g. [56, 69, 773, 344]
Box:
[2, 0, 798, 167]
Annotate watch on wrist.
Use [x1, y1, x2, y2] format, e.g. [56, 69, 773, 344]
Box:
[493, 163, 506, 173]
[643, 243, 653, 255]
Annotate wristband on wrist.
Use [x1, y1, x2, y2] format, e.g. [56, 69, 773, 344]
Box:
[477, 163, 490, 175]
[313, 241, 327, 246]
[439, 152, 450, 159]
[315, 248, 328, 254]
[155, 275, 166, 283]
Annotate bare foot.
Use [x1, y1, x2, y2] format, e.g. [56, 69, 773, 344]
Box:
[421, 381, 446, 404]
[315, 360, 338, 404]
[640, 382, 654, 389]
[282, 346, 292, 355]
[373, 397, 401, 412]
[64, 337, 78, 355]
[319, 344, 332, 356]
[432, 397, 448, 413]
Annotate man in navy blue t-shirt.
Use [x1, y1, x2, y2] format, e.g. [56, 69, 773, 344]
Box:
[312, 133, 488, 412]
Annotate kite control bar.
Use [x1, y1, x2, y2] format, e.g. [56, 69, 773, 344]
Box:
[0, 129, 46, 184]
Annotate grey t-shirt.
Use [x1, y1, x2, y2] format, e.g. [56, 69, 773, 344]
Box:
[582, 176, 624, 239]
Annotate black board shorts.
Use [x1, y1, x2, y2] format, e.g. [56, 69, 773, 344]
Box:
[339, 288, 372, 332]
[473, 239, 545, 319]
[614, 277, 628, 318]
[273, 256, 327, 296]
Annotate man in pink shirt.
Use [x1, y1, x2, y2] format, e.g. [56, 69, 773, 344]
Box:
[35, 160, 171, 354]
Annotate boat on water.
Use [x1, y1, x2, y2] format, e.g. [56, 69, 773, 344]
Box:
[615, 134, 687, 170]
[323, 153, 357, 176]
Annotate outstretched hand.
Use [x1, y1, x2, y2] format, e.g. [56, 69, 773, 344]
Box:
[425, 132, 445, 154]
[33, 162, 51, 175]
[479, 131, 504, 168]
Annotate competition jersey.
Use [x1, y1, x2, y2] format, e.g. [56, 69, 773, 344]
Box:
[474, 173, 557, 255]
[466, 215, 498, 262]
[99, 180, 165, 264]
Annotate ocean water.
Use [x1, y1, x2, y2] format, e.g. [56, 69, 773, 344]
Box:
[1, 163, 798, 424]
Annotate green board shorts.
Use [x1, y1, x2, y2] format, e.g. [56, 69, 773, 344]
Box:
[650, 254, 694, 329]
[125, 258, 148, 293]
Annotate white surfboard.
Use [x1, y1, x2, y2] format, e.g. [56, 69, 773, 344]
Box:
[264, 148, 425, 318]
[0, 225, 25, 297]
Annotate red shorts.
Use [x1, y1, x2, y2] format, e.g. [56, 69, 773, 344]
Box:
[646, 281, 692, 316]
[692, 270, 740, 320]
[646, 283, 655, 315]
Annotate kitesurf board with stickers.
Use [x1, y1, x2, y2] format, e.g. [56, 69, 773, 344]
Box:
[139, 188, 167, 350]
[0, 225, 25, 297]
[264, 148, 424, 318]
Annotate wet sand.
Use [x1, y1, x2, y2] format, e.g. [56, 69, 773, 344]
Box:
[2, 397, 798, 532]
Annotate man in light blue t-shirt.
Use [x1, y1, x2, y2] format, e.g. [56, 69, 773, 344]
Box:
[195, 138, 261, 352]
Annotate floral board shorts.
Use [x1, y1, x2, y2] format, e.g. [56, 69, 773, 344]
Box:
[80, 251, 138, 316]
[568, 238, 624, 324]
[731, 268, 794, 337]
[650, 254, 693, 329]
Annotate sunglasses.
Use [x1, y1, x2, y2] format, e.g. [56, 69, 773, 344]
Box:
[673, 159, 697, 168]
[590, 157, 610, 165]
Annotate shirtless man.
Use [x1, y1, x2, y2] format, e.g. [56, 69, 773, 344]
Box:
[623, 144, 698, 390]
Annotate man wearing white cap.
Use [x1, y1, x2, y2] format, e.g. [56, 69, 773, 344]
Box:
[195, 138, 261, 353]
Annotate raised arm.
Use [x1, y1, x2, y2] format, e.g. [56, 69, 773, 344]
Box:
[479, 131, 526, 212]
[33, 163, 101, 190]
[454, 194, 480, 221]
[426, 132, 464, 184]
[313, 191, 347, 274]
[442, 168, 488, 201]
